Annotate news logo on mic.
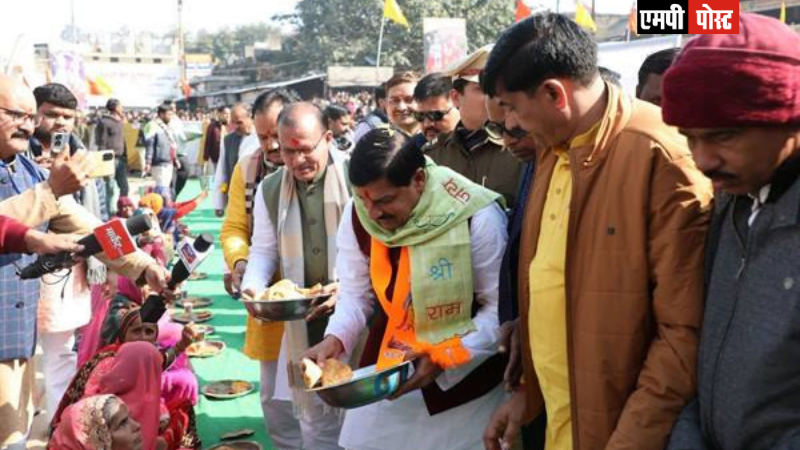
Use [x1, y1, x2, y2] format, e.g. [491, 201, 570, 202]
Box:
[180, 243, 197, 266]
[636, 0, 739, 35]
[94, 219, 136, 260]
[177, 237, 211, 273]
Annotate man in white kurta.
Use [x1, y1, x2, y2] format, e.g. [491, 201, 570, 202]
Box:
[306, 127, 508, 450]
[241, 103, 348, 450]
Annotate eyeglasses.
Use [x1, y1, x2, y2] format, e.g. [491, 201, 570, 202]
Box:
[0, 106, 39, 126]
[484, 120, 528, 140]
[280, 132, 326, 158]
[413, 108, 453, 122]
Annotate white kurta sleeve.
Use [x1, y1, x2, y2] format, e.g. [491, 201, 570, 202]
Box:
[241, 183, 279, 292]
[436, 202, 508, 390]
[211, 137, 227, 211]
[324, 202, 375, 355]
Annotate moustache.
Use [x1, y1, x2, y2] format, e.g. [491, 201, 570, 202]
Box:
[704, 170, 737, 181]
[424, 127, 439, 136]
[11, 130, 30, 140]
[377, 214, 394, 222]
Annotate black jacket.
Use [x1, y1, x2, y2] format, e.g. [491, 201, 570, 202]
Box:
[95, 114, 126, 156]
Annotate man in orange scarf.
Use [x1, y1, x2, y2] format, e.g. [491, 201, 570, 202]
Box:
[305, 127, 508, 450]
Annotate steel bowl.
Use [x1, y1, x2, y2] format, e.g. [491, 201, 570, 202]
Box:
[241, 294, 331, 322]
[309, 361, 413, 409]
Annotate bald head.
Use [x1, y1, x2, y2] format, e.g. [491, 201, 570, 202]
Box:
[230, 102, 253, 135]
[277, 102, 332, 183]
[0, 75, 36, 160]
[0, 75, 35, 114]
[277, 102, 325, 135]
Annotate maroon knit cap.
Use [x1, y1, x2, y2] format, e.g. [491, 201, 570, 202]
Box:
[662, 13, 800, 128]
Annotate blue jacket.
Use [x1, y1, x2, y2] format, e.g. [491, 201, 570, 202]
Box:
[0, 155, 49, 361]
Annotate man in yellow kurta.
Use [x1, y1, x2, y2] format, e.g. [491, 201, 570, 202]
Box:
[528, 128, 597, 449]
[482, 14, 711, 450]
[219, 90, 299, 445]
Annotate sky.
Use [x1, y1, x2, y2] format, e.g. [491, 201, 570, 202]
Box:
[1, 0, 301, 47]
[1, 0, 632, 62]
[5, 0, 633, 45]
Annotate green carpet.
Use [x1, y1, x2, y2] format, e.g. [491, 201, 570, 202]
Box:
[176, 180, 274, 450]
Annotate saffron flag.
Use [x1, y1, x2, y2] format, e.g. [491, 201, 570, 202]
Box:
[384, 0, 409, 28]
[780, 1, 786, 23]
[87, 76, 113, 96]
[515, 0, 532, 22]
[575, 1, 597, 32]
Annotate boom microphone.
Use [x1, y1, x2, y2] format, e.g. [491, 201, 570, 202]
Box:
[17, 215, 153, 280]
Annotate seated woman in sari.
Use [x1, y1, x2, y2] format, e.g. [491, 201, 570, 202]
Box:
[78, 272, 150, 367]
[49, 394, 142, 450]
[53, 327, 201, 449]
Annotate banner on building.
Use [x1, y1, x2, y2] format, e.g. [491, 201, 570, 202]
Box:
[423, 18, 468, 73]
[186, 53, 213, 81]
[50, 51, 89, 109]
[84, 61, 181, 108]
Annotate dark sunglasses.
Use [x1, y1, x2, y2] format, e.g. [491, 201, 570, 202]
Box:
[413, 108, 453, 122]
[484, 120, 528, 140]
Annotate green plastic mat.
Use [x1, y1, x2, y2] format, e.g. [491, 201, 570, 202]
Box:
[177, 180, 274, 450]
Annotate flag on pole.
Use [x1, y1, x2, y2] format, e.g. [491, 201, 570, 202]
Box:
[780, 1, 786, 23]
[575, 1, 597, 32]
[384, 0, 409, 28]
[515, 0, 533, 22]
[628, 3, 638, 36]
[87, 76, 113, 96]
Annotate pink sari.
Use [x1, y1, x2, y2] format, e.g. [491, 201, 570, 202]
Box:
[49, 395, 117, 450]
[77, 277, 143, 366]
[86, 342, 162, 450]
[157, 320, 199, 405]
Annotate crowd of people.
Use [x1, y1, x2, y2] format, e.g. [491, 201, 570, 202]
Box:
[0, 10, 797, 450]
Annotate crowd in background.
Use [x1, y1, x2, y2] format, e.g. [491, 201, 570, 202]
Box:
[0, 10, 798, 450]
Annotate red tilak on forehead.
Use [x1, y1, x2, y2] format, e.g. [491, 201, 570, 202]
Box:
[290, 137, 301, 147]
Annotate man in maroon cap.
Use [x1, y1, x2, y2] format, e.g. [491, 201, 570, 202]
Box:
[663, 13, 800, 450]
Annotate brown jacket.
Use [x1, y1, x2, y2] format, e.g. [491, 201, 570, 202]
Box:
[0, 181, 155, 280]
[424, 128, 522, 208]
[518, 83, 713, 450]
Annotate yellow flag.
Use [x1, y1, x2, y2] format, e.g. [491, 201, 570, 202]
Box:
[384, 0, 409, 28]
[780, 1, 786, 23]
[575, 1, 597, 32]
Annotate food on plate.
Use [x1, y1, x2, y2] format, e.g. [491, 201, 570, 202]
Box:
[207, 380, 252, 396]
[242, 279, 337, 302]
[302, 357, 353, 388]
[187, 341, 223, 357]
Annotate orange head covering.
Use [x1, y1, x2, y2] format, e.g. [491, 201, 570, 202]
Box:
[139, 193, 164, 215]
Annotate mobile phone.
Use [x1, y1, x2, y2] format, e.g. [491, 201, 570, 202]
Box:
[89, 150, 115, 178]
[51, 132, 69, 154]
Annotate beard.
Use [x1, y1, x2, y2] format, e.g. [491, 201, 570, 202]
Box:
[33, 127, 52, 145]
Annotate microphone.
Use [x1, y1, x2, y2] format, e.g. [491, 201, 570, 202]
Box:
[18, 215, 153, 280]
[169, 233, 214, 289]
[141, 234, 214, 323]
